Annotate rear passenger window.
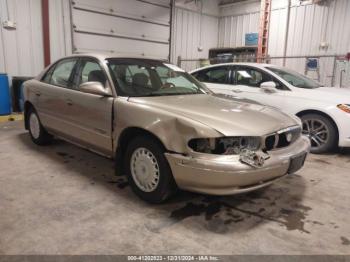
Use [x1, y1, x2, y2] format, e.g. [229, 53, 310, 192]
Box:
[42, 66, 55, 83]
[193, 67, 230, 84]
[49, 59, 77, 88]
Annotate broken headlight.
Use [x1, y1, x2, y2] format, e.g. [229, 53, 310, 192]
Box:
[188, 137, 261, 155]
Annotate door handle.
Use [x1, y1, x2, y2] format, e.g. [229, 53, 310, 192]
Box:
[232, 89, 242, 93]
[66, 99, 73, 106]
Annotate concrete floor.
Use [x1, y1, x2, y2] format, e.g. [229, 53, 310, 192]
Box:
[0, 121, 350, 255]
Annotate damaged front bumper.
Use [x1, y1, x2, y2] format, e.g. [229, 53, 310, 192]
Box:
[165, 136, 310, 195]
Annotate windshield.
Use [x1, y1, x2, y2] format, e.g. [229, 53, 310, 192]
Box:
[266, 67, 321, 89]
[107, 58, 209, 97]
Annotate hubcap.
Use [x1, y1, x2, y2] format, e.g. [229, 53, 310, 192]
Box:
[29, 113, 40, 139]
[130, 148, 160, 192]
[302, 119, 329, 149]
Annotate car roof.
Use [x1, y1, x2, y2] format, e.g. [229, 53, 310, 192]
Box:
[62, 53, 168, 63]
[190, 62, 278, 72]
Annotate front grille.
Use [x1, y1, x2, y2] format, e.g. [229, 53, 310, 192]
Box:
[264, 126, 301, 151]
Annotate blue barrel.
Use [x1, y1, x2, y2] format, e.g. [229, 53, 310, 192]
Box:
[0, 73, 11, 115]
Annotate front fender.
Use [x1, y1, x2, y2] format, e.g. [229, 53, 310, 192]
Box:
[113, 98, 223, 154]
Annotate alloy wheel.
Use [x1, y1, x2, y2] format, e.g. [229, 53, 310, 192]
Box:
[302, 118, 329, 150]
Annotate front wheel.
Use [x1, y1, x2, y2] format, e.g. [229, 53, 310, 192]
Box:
[301, 113, 337, 154]
[27, 108, 53, 145]
[124, 136, 177, 203]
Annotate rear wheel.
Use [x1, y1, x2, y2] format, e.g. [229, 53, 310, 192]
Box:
[27, 108, 53, 145]
[301, 113, 337, 154]
[124, 136, 177, 203]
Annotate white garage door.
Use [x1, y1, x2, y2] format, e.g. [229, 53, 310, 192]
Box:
[71, 0, 171, 60]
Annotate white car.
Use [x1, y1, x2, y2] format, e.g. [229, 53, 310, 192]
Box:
[191, 63, 350, 153]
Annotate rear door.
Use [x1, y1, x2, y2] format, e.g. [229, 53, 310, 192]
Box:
[37, 58, 79, 134]
[62, 57, 114, 156]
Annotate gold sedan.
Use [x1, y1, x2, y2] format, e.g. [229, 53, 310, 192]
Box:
[23, 54, 310, 203]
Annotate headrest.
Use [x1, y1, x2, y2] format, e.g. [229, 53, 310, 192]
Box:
[132, 73, 149, 87]
[88, 70, 106, 85]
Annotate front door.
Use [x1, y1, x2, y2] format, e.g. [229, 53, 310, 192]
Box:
[232, 66, 290, 109]
[62, 58, 114, 156]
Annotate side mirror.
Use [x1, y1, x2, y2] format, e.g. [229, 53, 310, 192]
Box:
[79, 82, 112, 97]
[260, 81, 277, 93]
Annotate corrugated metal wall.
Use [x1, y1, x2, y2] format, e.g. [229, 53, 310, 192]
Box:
[218, 0, 260, 47]
[1, 0, 349, 85]
[0, 0, 172, 78]
[172, 7, 219, 71]
[0, 0, 219, 75]
[0, 0, 72, 76]
[218, 12, 259, 47]
[0, 0, 44, 76]
[49, 0, 72, 62]
[217, 0, 350, 86]
[269, 0, 350, 57]
[268, 0, 350, 86]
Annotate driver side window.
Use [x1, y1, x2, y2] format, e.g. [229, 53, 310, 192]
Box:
[235, 67, 285, 90]
[236, 67, 268, 88]
[77, 59, 107, 89]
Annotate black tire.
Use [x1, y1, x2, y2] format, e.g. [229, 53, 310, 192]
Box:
[124, 135, 177, 203]
[27, 108, 53, 145]
[300, 113, 337, 154]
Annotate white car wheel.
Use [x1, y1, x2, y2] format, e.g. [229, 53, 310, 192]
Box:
[301, 114, 337, 153]
[302, 119, 329, 148]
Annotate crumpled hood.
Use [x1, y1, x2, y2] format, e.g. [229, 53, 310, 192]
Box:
[128, 94, 299, 136]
